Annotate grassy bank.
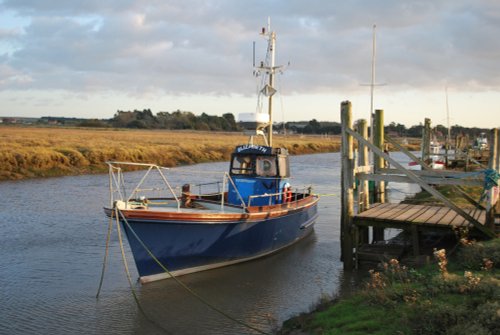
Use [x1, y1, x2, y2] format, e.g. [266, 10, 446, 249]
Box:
[0, 126, 341, 181]
[280, 238, 499, 334]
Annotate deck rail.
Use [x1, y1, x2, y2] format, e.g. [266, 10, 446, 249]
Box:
[106, 161, 249, 212]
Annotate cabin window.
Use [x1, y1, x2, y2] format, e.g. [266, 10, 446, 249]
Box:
[231, 155, 255, 175]
[256, 156, 277, 177]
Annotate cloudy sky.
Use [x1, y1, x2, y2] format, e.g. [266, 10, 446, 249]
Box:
[1, 0, 499, 127]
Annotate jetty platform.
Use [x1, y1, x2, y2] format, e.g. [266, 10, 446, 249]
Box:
[339, 101, 499, 269]
[353, 203, 486, 230]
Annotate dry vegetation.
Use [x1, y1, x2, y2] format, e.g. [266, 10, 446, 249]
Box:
[0, 126, 342, 181]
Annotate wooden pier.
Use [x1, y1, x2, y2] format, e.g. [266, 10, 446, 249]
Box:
[354, 203, 486, 230]
[340, 101, 499, 269]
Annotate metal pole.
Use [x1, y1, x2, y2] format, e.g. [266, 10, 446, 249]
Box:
[369, 25, 376, 144]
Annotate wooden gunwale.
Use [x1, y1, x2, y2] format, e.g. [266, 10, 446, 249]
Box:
[106, 195, 319, 224]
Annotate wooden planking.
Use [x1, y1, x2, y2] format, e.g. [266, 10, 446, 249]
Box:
[431, 208, 457, 225]
[411, 206, 445, 224]
[357, 203, 395, 218]
[393, 205, 429, 222]
[423, 207, 453, 225]
[450, 209, 469, 226]
[381, 204, 414, 221]
[354, 203, 487, 229]
[473, 209, 486, 225]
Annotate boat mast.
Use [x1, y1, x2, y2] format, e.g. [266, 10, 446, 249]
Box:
[445, 86, 451, 146]
[369, 24, 377, 143]
[259, 19, 277, 147]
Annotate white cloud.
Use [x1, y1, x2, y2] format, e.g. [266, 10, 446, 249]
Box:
[0, 0, 499, 126]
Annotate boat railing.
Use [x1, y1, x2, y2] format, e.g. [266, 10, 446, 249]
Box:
[107, 161, 181, 210]
[106, 161, 250, 213]
[224, 172, 248, 211]
[190, 181, 223, 196]
[184, 174, 248, 212]
[247, 185, 313, 207]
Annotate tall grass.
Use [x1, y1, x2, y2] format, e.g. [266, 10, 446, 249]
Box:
[0, 127, 341, 180]
[279, 240, 500, 335]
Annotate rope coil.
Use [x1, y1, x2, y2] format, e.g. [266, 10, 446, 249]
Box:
[483, 168, 499, 191]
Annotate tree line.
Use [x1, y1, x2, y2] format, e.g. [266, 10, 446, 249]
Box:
[107, 109, 239, 131]
[68, 109, 491, 139]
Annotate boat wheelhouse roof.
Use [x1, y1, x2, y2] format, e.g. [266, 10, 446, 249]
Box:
[230, 145, 289, 178]
[232, 144, 288, 156]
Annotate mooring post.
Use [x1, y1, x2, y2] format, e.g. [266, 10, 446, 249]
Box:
[421, 118, 431, 164]
[341, 101, 354, 269]
[357, 119, 369, 245]
[486, 128, 498, 231]
[497, 130, 500, 213]
[373, 109, 385, 242]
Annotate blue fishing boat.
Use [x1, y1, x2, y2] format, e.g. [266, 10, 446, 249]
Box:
[104, 23, 319, 283]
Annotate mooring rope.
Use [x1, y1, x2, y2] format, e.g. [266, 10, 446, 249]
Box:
[313, 193, 339, 197]
[96, 216, 113, 299]
[115, 208, 271, 335]
[483, 168, 499, 191]
[475, 168, 500, 205]
[114, 207, 174, 335]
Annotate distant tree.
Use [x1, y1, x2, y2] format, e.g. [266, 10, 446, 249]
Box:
[385, 122, 407, 136]
[222, 113, 238, 130]
[112, 110, 135, 128]
[127, 120, 148, 129]
[407, 124, 424, 138]
[303, 119, 321, 134]
[78, 119, 109, 128]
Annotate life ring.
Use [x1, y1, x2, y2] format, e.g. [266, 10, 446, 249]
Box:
[283, 185, 292, 203]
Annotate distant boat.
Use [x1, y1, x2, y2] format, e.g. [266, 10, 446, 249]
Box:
[430, 140, 441, 154]
[473, 132, 488, 150]
[409, 139, 445, 170]
[429, 140, 445, 169]
[104, 22, 319, 283]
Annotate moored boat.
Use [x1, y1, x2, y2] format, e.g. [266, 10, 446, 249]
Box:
[104, 22, 319, 283]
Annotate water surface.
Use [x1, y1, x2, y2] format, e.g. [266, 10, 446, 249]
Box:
[0, 152, 417, 334]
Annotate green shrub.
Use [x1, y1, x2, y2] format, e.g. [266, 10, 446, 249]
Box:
[456, 240, 500, 270]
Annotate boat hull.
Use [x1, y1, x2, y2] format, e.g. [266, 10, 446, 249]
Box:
[116, 200, 318, 283]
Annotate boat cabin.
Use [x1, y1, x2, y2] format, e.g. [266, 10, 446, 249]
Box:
[228, 144, 290, 206]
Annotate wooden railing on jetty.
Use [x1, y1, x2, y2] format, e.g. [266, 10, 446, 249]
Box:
[340, 101, 499, 270]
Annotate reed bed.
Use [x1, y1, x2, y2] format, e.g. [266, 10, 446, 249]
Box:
[0, 126, 341, 180]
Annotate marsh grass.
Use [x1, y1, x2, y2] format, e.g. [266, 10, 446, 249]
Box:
[0, 126, 341, 180]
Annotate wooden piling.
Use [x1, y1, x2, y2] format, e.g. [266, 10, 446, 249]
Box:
[357, 119, 370, 212]
[486, 128, 498, 230]
[421, 118, 431, 164]
[373, 109, 385, 242]
[340, 101, 354, 269]
[357, 119, 370, 245]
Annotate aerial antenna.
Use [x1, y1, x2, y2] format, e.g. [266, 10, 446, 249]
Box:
[252, 41, 256, 68]
[445, 86, 451, 147]
[361, 24, 386, 142]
